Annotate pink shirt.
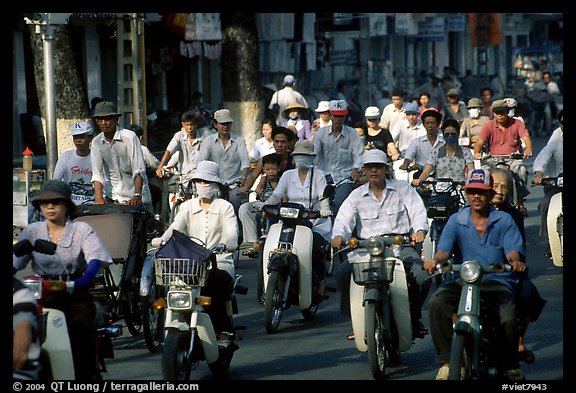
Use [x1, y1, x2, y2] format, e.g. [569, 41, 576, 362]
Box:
[479, 117, 528, 156]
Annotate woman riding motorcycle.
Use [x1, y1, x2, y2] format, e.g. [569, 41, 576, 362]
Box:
[13, 180, 113, 380]
[255, 139, 332, 304]
[157, 160, 238, 348]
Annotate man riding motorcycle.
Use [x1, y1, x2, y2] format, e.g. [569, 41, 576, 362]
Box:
[332, 149, 430, 340]
[424, 168, 527, 381]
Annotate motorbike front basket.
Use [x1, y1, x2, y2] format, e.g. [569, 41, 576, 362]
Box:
[351, 258, 396, 285]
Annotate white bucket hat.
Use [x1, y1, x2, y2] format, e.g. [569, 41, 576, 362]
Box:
[362, 149, 390, 167]
[191, 161, 224, 184]
[315, 101, 330, 113]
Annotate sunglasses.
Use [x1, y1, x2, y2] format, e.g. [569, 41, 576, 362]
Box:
[39, 199, 66, 206]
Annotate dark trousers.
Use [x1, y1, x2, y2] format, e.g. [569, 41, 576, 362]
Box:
[428, 279, 519, 370]
[201, 268, 234, 334]
[45, 290, 97, 380]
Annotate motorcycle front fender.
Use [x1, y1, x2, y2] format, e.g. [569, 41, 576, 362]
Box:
[139, 253, 155, 296]
[196, 312, 219, 364]
[548, 191, 563, 267]
[42, 308, 75, 380]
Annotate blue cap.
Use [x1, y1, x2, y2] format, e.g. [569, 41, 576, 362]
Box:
[404, 103, 419, 115]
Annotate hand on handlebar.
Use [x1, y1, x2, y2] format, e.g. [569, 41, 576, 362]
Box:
[210, 243, 227, 254]
[320, 209, 332, 218]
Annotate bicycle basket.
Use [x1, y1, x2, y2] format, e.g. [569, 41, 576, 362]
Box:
[154, 230, 212, 286]
[351, 258, 396, 285]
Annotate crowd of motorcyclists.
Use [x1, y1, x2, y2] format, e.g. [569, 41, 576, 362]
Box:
[13, 71, 563, 381]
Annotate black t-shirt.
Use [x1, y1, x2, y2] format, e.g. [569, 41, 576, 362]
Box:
[364, 128, 394, 155]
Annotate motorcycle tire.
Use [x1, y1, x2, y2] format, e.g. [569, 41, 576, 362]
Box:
[324, 246, 335, 277]
[365, 301, 388, 380]
[256, 249, 265, 305]
[264, 271, 285, 334]
[208, 346, 234, 376]
[448, 333, 474, 380]
[162, 330, 192, 380]
[142, 282, 165, 353]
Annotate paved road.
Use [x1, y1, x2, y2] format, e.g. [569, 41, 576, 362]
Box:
[99, 135, 564, 381]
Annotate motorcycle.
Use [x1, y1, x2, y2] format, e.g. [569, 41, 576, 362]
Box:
[437, 260, 519, 380]
[260, 201, 329, 333]
[533, 175, 563, 267]
[415, 179, 465, 261]
[333, 234, 415, 379]
[150, 230, 248, 380]
[16, 239, 119, 380]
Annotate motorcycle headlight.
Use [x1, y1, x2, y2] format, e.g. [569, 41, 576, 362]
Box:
[460, 261, 481, 283]
[366, 237, 385, 256]
[167, 291, 192, 309]
[279, 206, 300, 219]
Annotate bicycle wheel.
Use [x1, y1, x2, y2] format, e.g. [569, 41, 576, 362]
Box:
[122, 277, 143, 336]
[142, 280, 165, 353]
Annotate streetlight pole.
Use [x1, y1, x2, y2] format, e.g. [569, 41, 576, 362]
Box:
[42, 23, 57, 178]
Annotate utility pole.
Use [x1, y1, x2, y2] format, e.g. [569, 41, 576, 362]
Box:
[24, 13, 70, 178]
[358, 14, 370, 110]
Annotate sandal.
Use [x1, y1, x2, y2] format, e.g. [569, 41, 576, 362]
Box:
[518, 349, 535, 364]
[242, 248, 259, 258]
[346, 332, 355, 340]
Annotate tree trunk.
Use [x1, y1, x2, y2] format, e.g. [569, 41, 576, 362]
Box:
[220, 13, 262, 151]
[29, 24, 90, 155]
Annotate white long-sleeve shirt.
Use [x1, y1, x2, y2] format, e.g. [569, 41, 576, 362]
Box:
[332, 180, 428, 241]
[533, 131, 563, 176]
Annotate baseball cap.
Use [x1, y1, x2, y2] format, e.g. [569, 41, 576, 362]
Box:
[364, 106, 381, 119]
[72, 121, 94, 136]
[404, 103, 419, 115]
[329, 100, 348, 116]
[465, 168, 493, 190]
[283, 74, 295, 84]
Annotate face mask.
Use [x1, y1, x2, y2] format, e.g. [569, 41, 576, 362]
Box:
[293, 155, 315, 169]
[468, 108, 480, 118]
[196, 182, 220, 199]
[444, 135, 458, 145]
[289, 114, 300, 120]
[508, 109, 515, 117]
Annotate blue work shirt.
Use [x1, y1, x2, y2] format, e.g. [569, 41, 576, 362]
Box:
[436, 205, 525, 290]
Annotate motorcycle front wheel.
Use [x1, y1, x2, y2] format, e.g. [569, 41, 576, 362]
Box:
[264, 271, 286, 334]
[162, 330, 192, 380]
[141, 281, 165, 353]
[448, 333, 474, 380]
[365, 301, 387, 379]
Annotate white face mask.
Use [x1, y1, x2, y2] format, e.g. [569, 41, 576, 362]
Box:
[289, 114, 300, 120]
[195, 182, 220, 199]
[293, 155, 315, 169]
[468, 108, 480, 118]
[508, 109, 515, 117]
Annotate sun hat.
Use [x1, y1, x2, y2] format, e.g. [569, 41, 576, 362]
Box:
[329, 99, 348, 116]
[291, 140, 315, 156]
[421, 109, 442, 122]
[213, 109, 234, 123]
[190, 161, 224, 184]
[504, 97, 518, 108]
[364, 106, 381, 119]
[465, 168, 493, 190]
[71, 121, 94, 136]
[91, 101, 121, 118]
[362, 149, 390, 167]
[446, 88, 459, 97]
[466, 98, 483, 108]
[284, 102, 306, 114]
[315, 101, 330, 113]
[404, 103, 419, 115]
[32, 180, 76, 212]
[492, 99, 508, 111]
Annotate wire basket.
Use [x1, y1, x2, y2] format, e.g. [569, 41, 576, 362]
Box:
[351, 258, 396, 285]
[154, 257, 209, 287]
